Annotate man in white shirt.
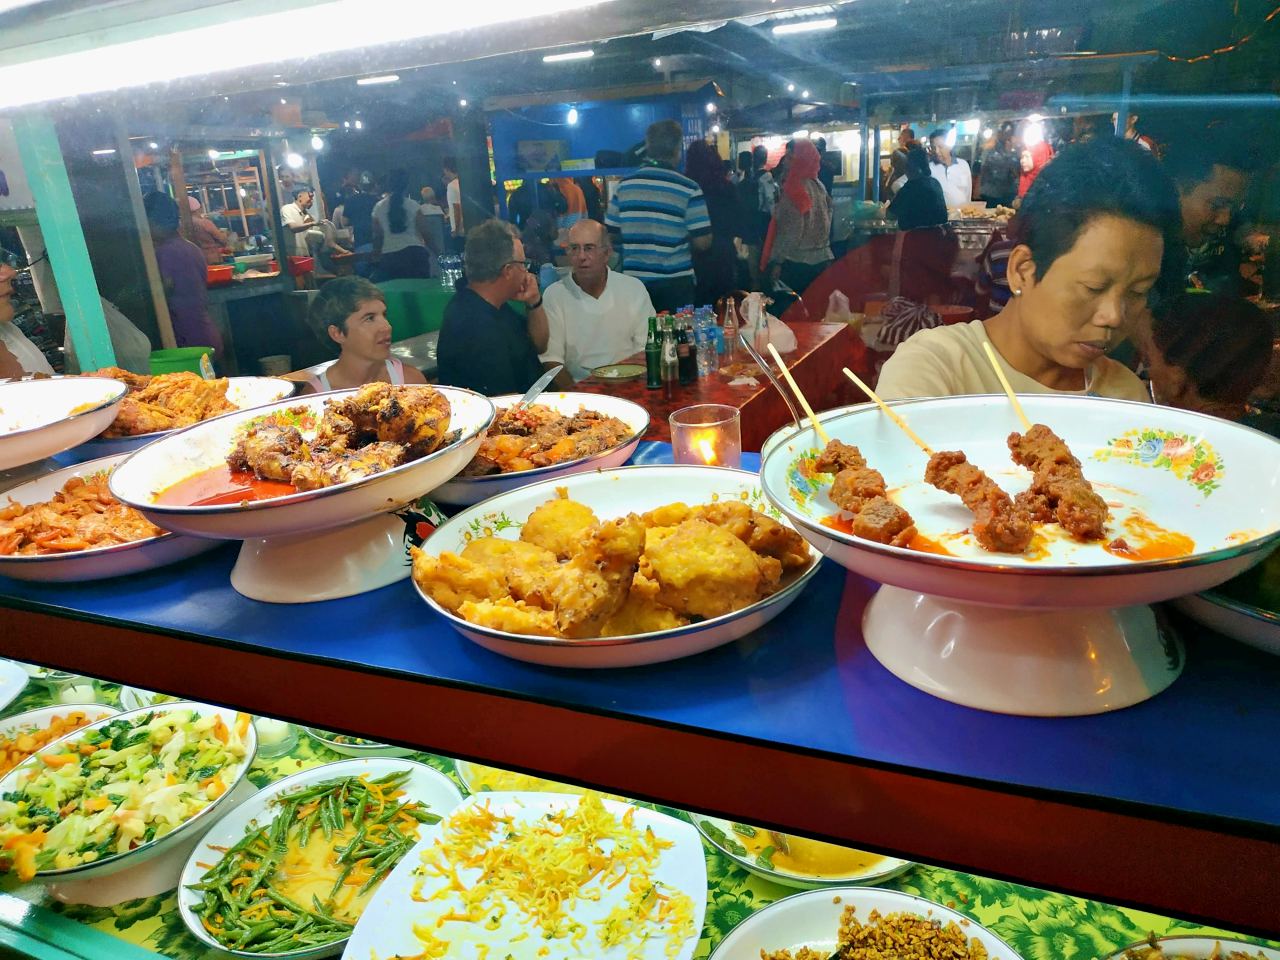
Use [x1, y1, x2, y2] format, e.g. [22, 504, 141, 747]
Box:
[927, 129, 973, 210]
[540, 219, 655, 387]
[280, 189, 316, 256]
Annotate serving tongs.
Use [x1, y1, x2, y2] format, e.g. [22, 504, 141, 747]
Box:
[736, 311, 803, 434]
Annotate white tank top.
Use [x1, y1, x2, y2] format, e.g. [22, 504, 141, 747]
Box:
[308, 357, 405, 393]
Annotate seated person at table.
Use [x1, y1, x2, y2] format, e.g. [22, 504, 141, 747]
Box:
[299, 277, 427, 393]
[1141, 290, 1272, 421]
[540, 219, 654, 388]
[887, 146, 948, 231]
[876, 138, 1183, 402]
[436, 219, 548, 396]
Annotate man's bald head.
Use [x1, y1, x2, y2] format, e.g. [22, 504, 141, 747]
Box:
[566, 218, 611, 290]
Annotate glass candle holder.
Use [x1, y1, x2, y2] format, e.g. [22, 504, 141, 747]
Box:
[670, 404, 742, 469]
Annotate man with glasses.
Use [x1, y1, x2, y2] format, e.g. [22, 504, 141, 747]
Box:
[437, 219, 548, 395]
[538, 219, 654, 389]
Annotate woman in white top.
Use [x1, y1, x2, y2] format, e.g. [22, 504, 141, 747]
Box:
[300, 277, 427, 394]
[371, 169, 436, 282]
[877, 138, 1184, 403]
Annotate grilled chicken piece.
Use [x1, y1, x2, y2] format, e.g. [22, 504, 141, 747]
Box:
[289, 441, 406, 491]
[227, 425, 304, 483]
[327, 383, 452, 459]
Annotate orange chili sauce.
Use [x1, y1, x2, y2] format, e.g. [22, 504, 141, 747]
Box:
[1102, 511, 1196, 562]
[821, 514, 954, 556]
[156, 465, 296, 507]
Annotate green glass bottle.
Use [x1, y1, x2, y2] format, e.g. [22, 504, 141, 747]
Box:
[645, 316, 661, 389]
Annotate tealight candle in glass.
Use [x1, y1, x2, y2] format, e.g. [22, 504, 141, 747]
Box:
[669, 404, 742, 468]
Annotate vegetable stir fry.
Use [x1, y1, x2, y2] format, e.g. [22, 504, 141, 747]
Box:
[0, 709, 251, 881]
[191, 770, 439, 954]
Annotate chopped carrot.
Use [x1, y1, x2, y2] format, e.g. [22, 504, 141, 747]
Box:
[38, 753, 77, 768]
[212, 716, 229, 744]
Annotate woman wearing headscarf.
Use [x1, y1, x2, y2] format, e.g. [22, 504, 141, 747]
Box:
[684, 139, 743, 307]
[186, 196, 228, 265]
[761, 138, 833, 299]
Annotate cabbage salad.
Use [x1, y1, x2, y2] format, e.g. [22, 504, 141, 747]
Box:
[0, 708, 251, 880]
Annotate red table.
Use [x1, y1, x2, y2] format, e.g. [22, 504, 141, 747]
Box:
[576, 321, 864, 451]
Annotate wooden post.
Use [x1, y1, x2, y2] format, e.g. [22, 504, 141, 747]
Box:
[11, 112, 116, 369]
[115, 120, 176, 349]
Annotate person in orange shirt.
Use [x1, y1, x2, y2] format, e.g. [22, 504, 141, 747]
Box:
[186, 196, 227, 265]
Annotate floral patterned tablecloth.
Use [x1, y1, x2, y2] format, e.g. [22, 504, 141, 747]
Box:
[0, 680, 1273, 960]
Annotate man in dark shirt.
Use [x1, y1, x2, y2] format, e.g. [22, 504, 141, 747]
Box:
[437, 219, 548, 395]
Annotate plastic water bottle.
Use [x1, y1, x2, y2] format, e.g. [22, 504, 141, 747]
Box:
[696, 309, 718, 376]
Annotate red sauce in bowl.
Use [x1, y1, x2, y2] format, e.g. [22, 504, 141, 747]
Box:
[156, 466, 296, 507]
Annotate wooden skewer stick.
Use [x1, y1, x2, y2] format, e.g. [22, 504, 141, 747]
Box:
[767, 342, 830, 444]
[841, 367, 935, 456]
[981, 340, 1032, 432]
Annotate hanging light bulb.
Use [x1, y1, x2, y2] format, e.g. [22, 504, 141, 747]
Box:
[567, 107, 579, 125]
[310, 135, 324, 151]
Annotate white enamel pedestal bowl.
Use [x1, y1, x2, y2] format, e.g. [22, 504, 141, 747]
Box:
[0, 377, 126, 470]
[0, 453, 221, 582]
[0, 702, 257, 905]
[760, 394, 1280, 716]
[108, 387, 495, 602]
[430, 391, 650, 505]
[415, 465, 821, 668]
[72, 376, 297, 457]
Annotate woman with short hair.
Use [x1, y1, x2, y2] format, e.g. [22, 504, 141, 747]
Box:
[877, 138, 1183, 402]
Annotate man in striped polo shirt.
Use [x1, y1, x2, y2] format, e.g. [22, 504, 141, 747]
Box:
[606, 119, 713, 313]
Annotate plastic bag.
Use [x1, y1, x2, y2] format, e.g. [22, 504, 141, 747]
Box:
[62, 298, 152, 374]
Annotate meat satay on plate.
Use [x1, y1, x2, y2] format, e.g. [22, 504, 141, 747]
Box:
[815, 440, 916, 547]
[1007, 423, 1108, 541]
[924, 450, 1033, 554]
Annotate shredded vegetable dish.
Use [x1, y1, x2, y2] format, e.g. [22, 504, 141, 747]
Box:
[0, 711, 112, 778]
[0, 708, 251, 881]
[0, 472, 163, 555]
[406, 794, 695, 960]
[191, 770, 439, 954]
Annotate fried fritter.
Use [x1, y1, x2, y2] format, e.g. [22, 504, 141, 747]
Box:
[410, 548, 503, 613]
[538, 514, 646, 638]
[519, 495, 599, 560]
[457, 598, 560, 637]
[643, 518, 781, 620]
[691, 500, 811, 571]
[599, 590, 688, 637]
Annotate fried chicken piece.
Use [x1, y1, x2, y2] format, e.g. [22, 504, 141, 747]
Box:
[925, 450, 1033, 553]
[691, 500, 811, 571]
[82, 367, 151, 392]
[538, 514, 646, 639]
[410, 548, 504, 613]
[103, 372, 236, 437]
[457, 598, 560, 638]
[520, 495, 599, 560]
[327, 382, 452, 459]
[289, 441, 405, 491]
[1008, 424, 1108, 541]
[644, 518, 781, 620]
[228, 425, 304, 482]
[852, 496, 917, 547]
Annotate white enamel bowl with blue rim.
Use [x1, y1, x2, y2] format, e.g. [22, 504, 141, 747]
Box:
[413, 465, 822, 668]
[430, 391, 650, 506]
[341, 791, 706, 960]
[177, 757, 463, 960]
[0, 453, 222, 582]
[759, 394, 1280, 716]
[108, 386, 495, 541]
[0, 377, 126, 470]
[0, 702, 257, 884]
[1103, 937, 1280, 959]
[73, 376, 297, 457]
[707, 885, 1022, 960]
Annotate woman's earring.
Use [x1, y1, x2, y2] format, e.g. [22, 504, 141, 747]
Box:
[1012, 288, 1023, 296]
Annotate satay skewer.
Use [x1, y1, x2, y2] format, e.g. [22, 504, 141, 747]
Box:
[766, 342, 830, 444]
[841, 367, 935, 456]
[981, 341, 1032, 431]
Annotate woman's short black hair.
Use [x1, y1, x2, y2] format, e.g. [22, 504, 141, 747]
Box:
[905, 145, 931, 179]
[1152, 291, 1273, 404]
[309, 276, 385, 345]
[1009, 137, 1185, 306]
